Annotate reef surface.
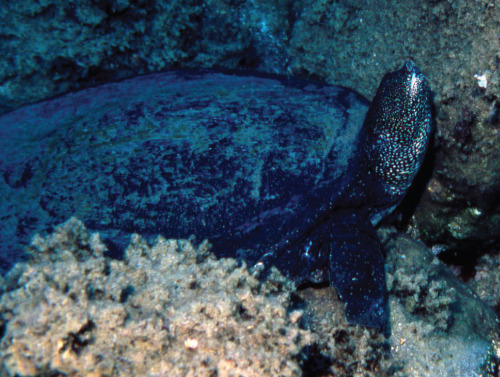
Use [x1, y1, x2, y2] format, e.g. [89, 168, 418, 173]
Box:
[0, 218, 497, 376]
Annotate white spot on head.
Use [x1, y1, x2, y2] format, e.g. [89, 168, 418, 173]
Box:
[410, 72, 419, 97]
[474, 73, 488, 88]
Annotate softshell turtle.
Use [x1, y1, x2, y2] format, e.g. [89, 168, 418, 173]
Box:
[0, 61, 432, 330]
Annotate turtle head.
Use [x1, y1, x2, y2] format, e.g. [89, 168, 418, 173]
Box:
[361, 61, 433, 203]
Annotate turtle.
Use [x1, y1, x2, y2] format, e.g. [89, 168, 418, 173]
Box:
[0, 61, 432, 330]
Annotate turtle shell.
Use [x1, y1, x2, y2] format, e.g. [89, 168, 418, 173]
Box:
[0, 70, 370, 268]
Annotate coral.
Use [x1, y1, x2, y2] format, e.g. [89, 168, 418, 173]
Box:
[0, 218, 314, 376]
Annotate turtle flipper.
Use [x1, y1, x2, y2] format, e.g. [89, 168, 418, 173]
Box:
[256, 209, 388, 331]
[328, 212, 388, 331]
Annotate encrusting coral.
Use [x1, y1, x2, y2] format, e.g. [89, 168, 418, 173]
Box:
[0, 218, 314, 376]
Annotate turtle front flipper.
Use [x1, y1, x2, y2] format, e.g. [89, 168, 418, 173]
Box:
[257, 208, 388, 331]
[327, 211, 388, 331]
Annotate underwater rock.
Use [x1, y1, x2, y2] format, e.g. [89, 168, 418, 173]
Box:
[468, 252, 500, 317]
[382, 229, 499, 376]
[0, 0, 288, 114]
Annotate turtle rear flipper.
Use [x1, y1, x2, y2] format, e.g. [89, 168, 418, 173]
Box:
[327, 212, 388, 331]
